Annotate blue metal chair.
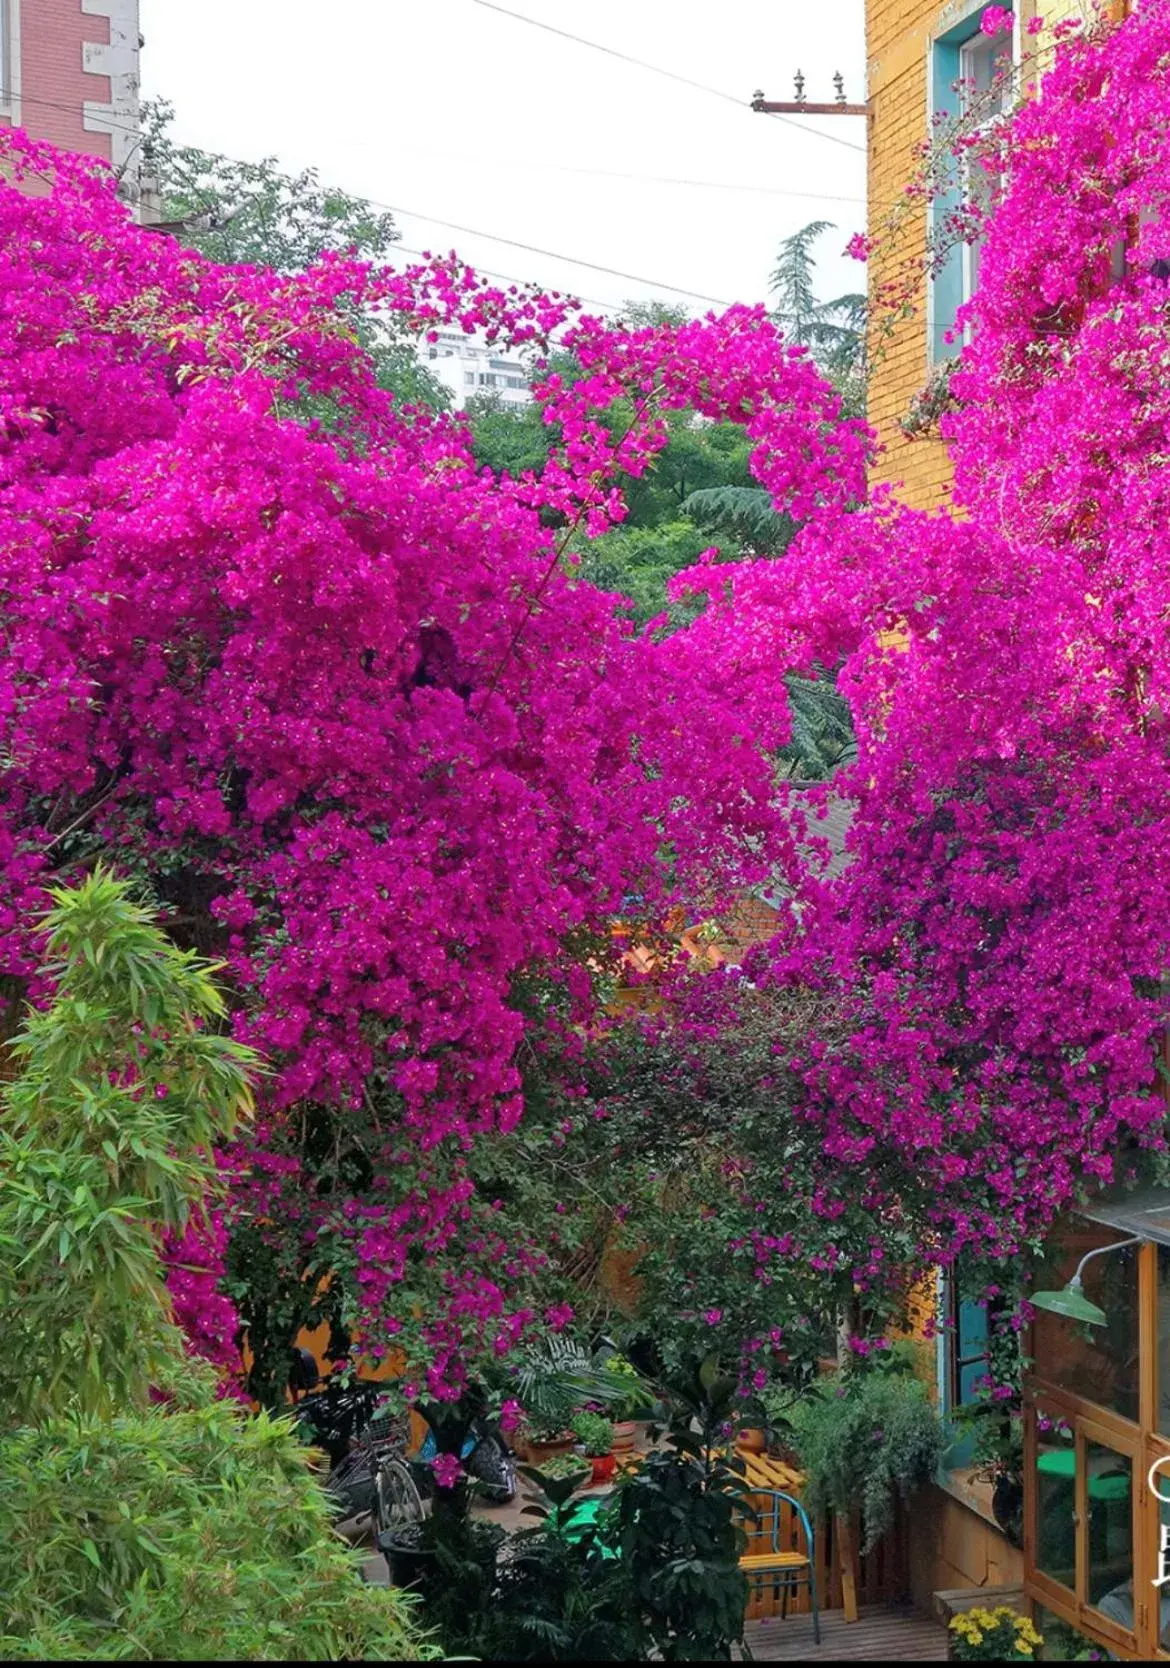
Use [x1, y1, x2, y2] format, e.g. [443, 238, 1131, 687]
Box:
[739, 1488, 821, 1644]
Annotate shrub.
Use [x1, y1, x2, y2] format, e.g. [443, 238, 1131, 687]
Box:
[0, 875, 431, 1661]
[0, 1375, 432, 1661]
[571, 1411, 615, 1456]
[789, 1369, 945, 1553]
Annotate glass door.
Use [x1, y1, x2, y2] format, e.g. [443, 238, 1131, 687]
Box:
[1144, 1441, 1170, 1659]
[1078, 1416, 1138, 1657]
[1025, 1401, 1140, 1656]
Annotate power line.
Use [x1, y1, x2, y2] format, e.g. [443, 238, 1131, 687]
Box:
[393, 242, 622, 314]
[371, 200, 739, 308]
[4, 88, 745, 307]
[382, 142, 866, 203]
[469, 0, 866, 154]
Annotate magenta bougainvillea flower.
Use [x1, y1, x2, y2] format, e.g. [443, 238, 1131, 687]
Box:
[5, 0, 1170, 1381]
[980, 6, 1012, 36]
[0, 129, 862, 1380]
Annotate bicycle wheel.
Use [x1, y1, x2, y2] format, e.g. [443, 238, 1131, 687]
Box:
[374, 1454, 425, 1536]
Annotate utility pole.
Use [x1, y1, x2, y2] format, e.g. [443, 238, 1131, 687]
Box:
[751, 71, 867, 119]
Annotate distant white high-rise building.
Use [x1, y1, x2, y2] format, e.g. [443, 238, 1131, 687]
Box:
[423, 328, 533, 411]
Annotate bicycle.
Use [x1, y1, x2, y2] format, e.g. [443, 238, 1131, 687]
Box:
[292, 1369, 425, 1531]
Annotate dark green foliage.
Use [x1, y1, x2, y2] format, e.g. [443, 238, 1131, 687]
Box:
[574, 518, 716, 625]
[449, 1364, 752, 1662]
[466, 391, 553, 480]
[781, 671, 858, 780]
[789, 1367, 946, 1553]
[476, 1474, 633, 1661]
[682, 484, 794, 553]
[611, 1356, 753, 1662]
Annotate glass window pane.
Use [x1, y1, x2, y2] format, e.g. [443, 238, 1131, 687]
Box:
[1157, 1492, 1170, 1650]
[1033, 1603, 1097, 1660]
[1084, 1441, 1133, 1622]
[1157, 1247, 1170, 1436]
[1034, 1409, 1076, 1593]
[958, 1298, 989, 1356]
[959, 30, 1011, 120]
[1031, 1229, 1139, 1423]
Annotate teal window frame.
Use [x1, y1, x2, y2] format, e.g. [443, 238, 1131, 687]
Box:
[927, 3, 1015, 362]
[937, 1266, 993, 1469]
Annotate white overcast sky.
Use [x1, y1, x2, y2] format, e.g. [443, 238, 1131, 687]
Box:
[140, 0, 866, 316]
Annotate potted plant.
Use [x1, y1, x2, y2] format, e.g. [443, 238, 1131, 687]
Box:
[379, 1393, 503, 1604]
[789, 1367, 945, 1554]
[519, 1407, 578, 1466]
[735, 1419, 766, 1454]
[949, 1606, 1042, 1662]
[509, 1336, 640, 1459]
[603, 1352, 650, 1453]
[572, 1411, 617, 1484]
[533, 1451, 592, 1493]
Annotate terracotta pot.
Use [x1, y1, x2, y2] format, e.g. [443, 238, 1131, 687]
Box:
[766, 1439, 800, 1467]
[590, 1453, 617, 1485]
[610, 1419, 638, 1454]
[737, 1427, 766, 1455]
[525, 1434, 575, 1466]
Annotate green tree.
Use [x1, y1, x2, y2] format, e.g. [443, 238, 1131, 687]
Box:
[141, 99, 448, 410]
[0, 872, 431, 1662]
[0, 868, 257, 1424]
[770, 220, 867, 414]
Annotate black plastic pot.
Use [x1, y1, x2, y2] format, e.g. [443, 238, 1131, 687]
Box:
[378, 1526, 437, 1591]
[992, 1471, 1024, 1549]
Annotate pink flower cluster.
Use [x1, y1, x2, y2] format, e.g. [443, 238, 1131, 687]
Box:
[0, 130, 860, 1370]
[674, 0, 1170, 1262]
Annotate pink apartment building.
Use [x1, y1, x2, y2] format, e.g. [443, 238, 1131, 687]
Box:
[1, 1, 141, 188]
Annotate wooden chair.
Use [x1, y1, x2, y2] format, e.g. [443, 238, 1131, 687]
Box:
[739, 1488, 821, 1644]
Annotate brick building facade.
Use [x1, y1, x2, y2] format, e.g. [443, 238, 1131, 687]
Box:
[864, 0, 1093, 512]
[1, 1, 141, 189]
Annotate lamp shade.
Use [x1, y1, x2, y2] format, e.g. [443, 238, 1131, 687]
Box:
[1029, 1278, 1107, 1327]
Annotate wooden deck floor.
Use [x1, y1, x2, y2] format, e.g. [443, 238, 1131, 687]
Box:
[740, 1603, 948, 1662]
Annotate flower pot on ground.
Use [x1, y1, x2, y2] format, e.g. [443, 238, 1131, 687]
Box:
[524, 1432, 576, 1466]
[736, 1426, 766, 1454]
[377, 1523, 436, 1592]
[610, 1419, 638, 1454]
[571, 1410, 616, 1482]
[532, 1452, 591, 1493]
[589, 1452, 617, 1485]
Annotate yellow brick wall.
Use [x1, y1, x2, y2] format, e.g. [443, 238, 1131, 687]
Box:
[864, 0, 1104, 512]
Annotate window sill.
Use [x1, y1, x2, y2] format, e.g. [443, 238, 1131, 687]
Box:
[937, 1465, 1003, 1531]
